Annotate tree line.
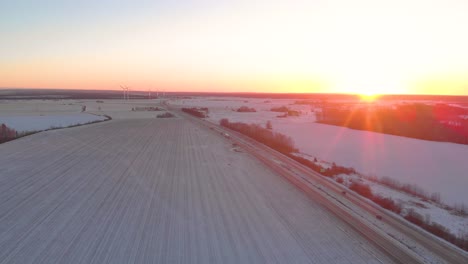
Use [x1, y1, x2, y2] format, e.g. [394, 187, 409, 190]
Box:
[317, 103, 468, 144]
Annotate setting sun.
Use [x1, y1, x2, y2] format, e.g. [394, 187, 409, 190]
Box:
[359, 93, 380, 102]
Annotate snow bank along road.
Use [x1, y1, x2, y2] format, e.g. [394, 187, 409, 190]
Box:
[0, 116, 397, 263]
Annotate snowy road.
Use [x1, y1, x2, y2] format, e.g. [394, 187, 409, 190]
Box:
[0, 117, 396, 263]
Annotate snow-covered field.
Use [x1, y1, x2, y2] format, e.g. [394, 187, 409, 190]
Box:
[170, 96, 468, 236]
[0, 98, 172, 132]
[2, 97, 466, 240]
[0, 100, 109, 132]
[0, 113, 396, 263]
[0, 113, 107, 132]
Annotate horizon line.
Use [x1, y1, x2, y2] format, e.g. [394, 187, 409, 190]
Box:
[2, 87, 468, 97]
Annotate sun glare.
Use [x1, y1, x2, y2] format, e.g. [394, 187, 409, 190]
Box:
[359, 93, 379, 102]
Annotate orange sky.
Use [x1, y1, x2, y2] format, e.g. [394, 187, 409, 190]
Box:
[1, 1, 468, 95]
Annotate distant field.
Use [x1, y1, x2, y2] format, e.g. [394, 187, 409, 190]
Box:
[172, 97, 468, 207]
[0, 116, 395, 263]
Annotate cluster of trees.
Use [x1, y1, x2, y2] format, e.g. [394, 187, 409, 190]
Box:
[453, 203, 467, 216]
[286, 110, 301, 116]
[405, 209, 468, 250]
[182, 108, 208, 118]
[236, 106, 256, 112]
[132, 106, 163, 111]
[271, 106, 301, 117]
[0, 124, 17, 144]
[219, 118, 297, 154]
[286, 155, 323, 172]
[283, 154, 355, 178]
[294, 100, 319, 105]
[321, 163, 356, 176]
[378, 177, 441, 203]
[317, 103, 468, 144]
[348, 180, 467, 250]
[277, 110, 301, 118]
[349, 181, 403, 214]
[220, 118, 353, 176]
[156, 112, 175, 118]
[371, 195, 402, 214]
[377, 177, 467, 217]
[270, 106, 289, 112]
[349, 182, 373, 198]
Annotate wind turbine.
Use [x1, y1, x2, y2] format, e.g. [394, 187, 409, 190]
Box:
[120, 85, 130, 100]
[120, 85, 126, 100]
